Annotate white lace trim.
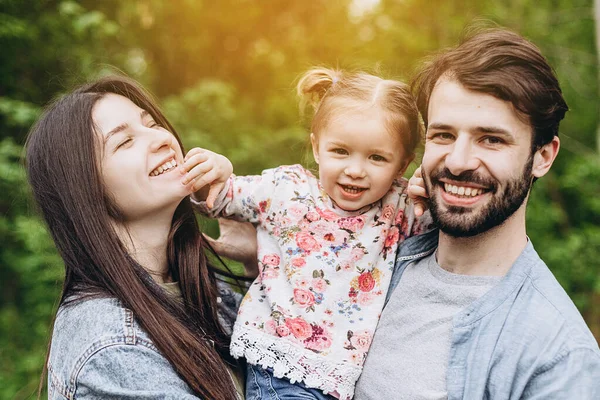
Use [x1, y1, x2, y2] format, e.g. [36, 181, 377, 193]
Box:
[231, 324, 362, 400]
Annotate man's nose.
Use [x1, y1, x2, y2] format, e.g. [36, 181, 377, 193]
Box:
[444, 136, 480, 176]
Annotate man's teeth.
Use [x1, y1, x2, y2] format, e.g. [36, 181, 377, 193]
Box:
[342, 185, 366, 194]
[444, 183, 482, 197]
[150, 159, 177, 176]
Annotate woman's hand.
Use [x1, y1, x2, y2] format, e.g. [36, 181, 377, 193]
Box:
[408, 166, 429, 217]
[203, 218, 259, 278]
[181, 148, 233, 208]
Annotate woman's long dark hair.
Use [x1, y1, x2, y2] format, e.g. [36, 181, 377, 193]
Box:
[26, 76, 239, 399]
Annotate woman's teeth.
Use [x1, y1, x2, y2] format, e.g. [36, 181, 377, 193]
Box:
[150, 159, 177, 176]
[342, 185, 366, 194]
[444, 183, 483, 197]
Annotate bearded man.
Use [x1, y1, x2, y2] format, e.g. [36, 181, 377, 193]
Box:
[354, 28, 600, 399]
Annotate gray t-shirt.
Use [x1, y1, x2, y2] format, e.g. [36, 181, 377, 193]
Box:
[354, 252, 501, 399]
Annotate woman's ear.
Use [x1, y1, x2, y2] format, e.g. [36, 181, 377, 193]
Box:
[310, 133, 319, 164]
[532, 136, 560, 179]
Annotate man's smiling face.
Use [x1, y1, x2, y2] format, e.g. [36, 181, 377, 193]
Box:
[422, 76, 536, 237]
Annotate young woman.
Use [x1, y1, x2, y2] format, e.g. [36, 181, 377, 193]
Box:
[26, 76, 248, 399]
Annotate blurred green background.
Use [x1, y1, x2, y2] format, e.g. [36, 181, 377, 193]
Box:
[1, 0, 599, 397]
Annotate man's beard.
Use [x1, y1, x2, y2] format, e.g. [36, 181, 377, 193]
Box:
[424, 157, 533, 238]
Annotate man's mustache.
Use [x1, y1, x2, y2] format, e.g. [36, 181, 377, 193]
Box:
[427, 168, 498, 193]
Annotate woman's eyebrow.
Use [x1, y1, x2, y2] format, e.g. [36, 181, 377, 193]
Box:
[104, 123, 128, 143]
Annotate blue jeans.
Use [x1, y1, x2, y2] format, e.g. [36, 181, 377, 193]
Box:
[246, 364, 337, 400]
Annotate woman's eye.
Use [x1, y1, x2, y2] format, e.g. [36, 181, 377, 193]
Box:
[149, 121, 163, 129]
[117, 138, 132, 149]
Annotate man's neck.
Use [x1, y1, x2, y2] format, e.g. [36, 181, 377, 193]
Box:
[115, 214, 173, 284]
[435, 208, 528, 277]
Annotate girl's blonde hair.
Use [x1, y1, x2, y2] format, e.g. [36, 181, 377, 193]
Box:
[297, 67, 422, 157]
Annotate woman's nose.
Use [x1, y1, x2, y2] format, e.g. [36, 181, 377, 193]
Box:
[149, 128, 173, 153]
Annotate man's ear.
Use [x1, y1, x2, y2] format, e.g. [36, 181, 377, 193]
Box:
[532, 136, 560, 179]
[310, 133, 319, 164]
[397, 153, 416, 178]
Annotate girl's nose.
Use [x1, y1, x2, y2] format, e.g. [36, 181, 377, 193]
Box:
[344, 163, 367, 179]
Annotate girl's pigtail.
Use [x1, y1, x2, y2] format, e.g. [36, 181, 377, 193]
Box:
[297, 68, 342, 115]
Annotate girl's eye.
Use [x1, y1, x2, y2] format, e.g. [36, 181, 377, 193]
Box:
[370, 154, 387, 162]
[332, 148, 348, 155]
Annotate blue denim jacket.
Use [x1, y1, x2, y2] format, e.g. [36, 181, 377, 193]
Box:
[47, 282, 242, 399]
[380, 229, 600, 399]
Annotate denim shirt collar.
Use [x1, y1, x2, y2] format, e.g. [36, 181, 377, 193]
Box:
[387, 229, 539, 316]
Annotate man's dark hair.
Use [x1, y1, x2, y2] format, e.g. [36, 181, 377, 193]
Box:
[412, 27, 568, 151]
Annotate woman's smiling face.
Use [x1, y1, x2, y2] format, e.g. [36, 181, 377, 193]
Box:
[93, 93, 188, 222]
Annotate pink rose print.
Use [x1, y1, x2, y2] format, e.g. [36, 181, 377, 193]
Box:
[350, 247, 365, 261]
[296, 231, 321, 253]
[296, 278, 309, 288]
[357, 291, 376, 305]
[338, 216, 365, 232]
[293, 288, 315, 307]
[264, 319, 278, 335]
[304, 324, 333, 351]
[394, 209, 405, 225]
[312, 278, 327, 293]
[262, 254, 281, 266]
[381, 204, 395, 222]
[285, 317, 313, 340]
[262, 268, 279, 279]
[259, 200, 269, 213]
[316, 207, 339, 222]
[292, 257, 306, 268]
[350, 330, 372, 351]
[276, 324, 291, 337]
[306, 211, 320, 222]
[288, 204, 307, 218]
[384, 226, 400, 248]
[358, 271, 376, 292]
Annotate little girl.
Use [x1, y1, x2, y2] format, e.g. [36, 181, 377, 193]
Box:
[183, 68, 425, 400]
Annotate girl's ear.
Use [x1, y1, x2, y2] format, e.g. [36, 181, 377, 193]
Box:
[532, 136, 560, 179]
[310, 133, 319, 164]
[397, 153, 415, 178]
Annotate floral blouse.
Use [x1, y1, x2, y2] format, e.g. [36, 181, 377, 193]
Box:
[194, 164, 419, 400]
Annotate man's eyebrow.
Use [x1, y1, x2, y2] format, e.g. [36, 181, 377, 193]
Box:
[474, 126, 513, 137]
[427, 122, 454, 131]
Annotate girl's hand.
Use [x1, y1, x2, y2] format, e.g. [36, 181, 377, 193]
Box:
[408, 166, 429, 217]
[181, 148, 233, 208]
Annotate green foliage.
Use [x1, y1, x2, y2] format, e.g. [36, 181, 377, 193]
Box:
[0, 0, 598, 397]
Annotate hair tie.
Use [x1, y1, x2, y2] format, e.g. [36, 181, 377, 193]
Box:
[332, 76, 339, 86]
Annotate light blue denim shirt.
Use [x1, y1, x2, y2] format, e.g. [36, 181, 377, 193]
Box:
[365, 229, 600, 399]
[47, 282, 242, 399]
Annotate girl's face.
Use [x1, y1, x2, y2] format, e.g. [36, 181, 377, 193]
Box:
[311, 110, 413, 211]
[93, 94, 188, 222]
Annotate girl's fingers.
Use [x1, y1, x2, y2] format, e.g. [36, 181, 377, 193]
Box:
[181, 160, 212, 185]
[415, 202, 425, 217]
[408, 185, 428, 199]
[181, 149, 209, 173]
[206, 182, 225, 209]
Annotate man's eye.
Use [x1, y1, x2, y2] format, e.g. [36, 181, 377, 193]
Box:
[436, 132, 454, 140]
[482, 136, 504, 145]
